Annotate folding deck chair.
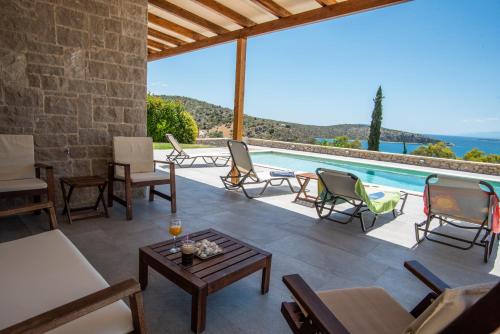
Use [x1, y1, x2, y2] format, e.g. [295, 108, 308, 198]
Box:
[415, 174, 498, 263]
[220, 140, 297, 199]
[165, 134, 230, 168]
[315, 168, 408, 232]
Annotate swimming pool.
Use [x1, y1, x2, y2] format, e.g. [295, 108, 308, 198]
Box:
[250, 151, 500, 193]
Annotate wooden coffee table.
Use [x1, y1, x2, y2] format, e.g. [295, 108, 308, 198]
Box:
[139, 229, 272, 333]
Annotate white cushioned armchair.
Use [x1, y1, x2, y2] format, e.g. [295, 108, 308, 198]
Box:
[108, 137, 176, 220]
[0, 229, 146, 333]
[0, 134, 57, 229]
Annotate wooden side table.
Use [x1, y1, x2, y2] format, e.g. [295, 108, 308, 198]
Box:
[139, 229, 272, 333]
[294, 172, 319, 203]
[60, 176, 109, 224]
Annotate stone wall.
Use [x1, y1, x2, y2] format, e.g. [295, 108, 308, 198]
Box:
[0, 0, 148, 205]
[197, 138, 500, 176]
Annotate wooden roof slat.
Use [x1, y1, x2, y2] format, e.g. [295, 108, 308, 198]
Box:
[148, 13, 206, 41]
[195, 0, 257, 28]
[315, 0, 339, 6]
[149, 0, 229, 35]
[250, 0, 292, 18]
[148, 27, 187, 46]
[148, 38, 171, 50]
[148, 0, 409, 61]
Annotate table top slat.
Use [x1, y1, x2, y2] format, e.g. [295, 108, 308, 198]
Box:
[153, 231, 219, 253]
[195, 250, 258, 279]
[183, 244, 248, 272]
[202, 254, 266, 284]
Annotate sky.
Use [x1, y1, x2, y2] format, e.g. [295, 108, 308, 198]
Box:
[147, 0, 500, 136]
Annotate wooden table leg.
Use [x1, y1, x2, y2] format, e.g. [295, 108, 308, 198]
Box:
[294, 177, 310, 202]
[97, 184, 109, 218]
[139, 253, 148, 291]
[261, 255, 272, 294]
[191, 287, 207, 333]
[60, 181, 74, 224]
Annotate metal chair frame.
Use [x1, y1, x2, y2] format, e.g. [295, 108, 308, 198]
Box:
[315, 168, 408, 232]
[415, 174, 497, 263]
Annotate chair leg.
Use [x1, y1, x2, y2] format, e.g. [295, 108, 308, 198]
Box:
[47, 203, 58, 230]
[107, 164, 114, 207]
[149, 185, 155, 202]
[170, 163, 176, 213]
[125, 181, 133, 220]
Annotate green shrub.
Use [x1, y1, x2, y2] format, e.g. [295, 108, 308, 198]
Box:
[463, 148, 500, 164]
[208, 130, 223, 138]
[147, 94, 198, 143]
[319, 136, 362, 149]
[411, 141, 456, 159]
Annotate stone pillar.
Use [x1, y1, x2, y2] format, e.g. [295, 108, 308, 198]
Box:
[0, 0, 148, 206]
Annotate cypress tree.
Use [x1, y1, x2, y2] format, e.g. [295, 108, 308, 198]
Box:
[368, 86, 384, 151]
[403, 141, 408, 154]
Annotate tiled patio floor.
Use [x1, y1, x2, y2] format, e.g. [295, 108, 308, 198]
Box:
[2, 148, 499, 333]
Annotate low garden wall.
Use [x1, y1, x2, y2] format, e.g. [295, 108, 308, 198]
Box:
[197, 138, 500, 176]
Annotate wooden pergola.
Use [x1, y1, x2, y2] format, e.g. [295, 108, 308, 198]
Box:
[146, 0, 409, 141]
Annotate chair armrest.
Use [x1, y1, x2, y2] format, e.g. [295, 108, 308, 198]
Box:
[108, 161, 130, 168]
[404, 261, 450, 294]
[1, 279, 144, 334]
[282, 275, 349, 334]
[153, 160, 174, 166]
[34, 163, 53, 170]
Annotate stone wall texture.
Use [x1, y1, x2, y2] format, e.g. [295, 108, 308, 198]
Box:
[0, 0, 148, 205]
[197, 138, 500, 176]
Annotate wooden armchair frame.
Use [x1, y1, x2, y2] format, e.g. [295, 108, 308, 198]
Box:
[108, 160, 176, 220]
[0, 163, 56, 223]
[281, 260, 500, 334]
[0, 279, 147, 334]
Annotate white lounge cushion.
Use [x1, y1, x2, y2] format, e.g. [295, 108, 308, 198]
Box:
[113, 137, 154, 177]
[0, 230, 134, 333]
[116, 171, 170, 183]
[404, 282, 495, 334]
[0, 134, 36, 180]
[0, 178, 47, 192]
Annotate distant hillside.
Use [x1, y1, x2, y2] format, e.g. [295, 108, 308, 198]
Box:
[159, 95, 437, 144]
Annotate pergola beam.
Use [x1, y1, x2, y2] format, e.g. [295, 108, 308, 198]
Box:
[148, 27, 187, 46]
[149, 0, 229, 35]
[147, 39, 170, 50]
[315, 0, 339, 6]
[195, 0, 256, 28]
[250, 0, 291, 18]
[148, 0, 408, 61]
[148, 13, 206, 41]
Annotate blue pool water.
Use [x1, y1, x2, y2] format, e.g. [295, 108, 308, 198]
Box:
[250, 151, 500, 193]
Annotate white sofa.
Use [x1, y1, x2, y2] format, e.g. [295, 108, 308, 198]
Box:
[0, 230, 146, 333]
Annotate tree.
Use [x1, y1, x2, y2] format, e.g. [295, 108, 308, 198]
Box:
[411, 142, 456, 159]
[403, 142, 408, 154]
[368, 86, 384, 151]
[463, 148, 500, 164]
[147, 94, 198, 143]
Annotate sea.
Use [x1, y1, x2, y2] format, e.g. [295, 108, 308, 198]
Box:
[318, 135, 500, 157]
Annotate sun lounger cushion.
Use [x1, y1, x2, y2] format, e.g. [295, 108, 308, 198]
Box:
[0, 178, 47, 192]
[0, 230, 134, 333]
[354, 180, 401, 214]
[316, 287, 414, 334]
[403, 282, 494, 334]
[0, 134, 36, 181]
[113, 137, 154, 177]
[116, 171, 170, 183]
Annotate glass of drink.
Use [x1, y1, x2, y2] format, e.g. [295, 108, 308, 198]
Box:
[169, 219, 182, 253]
[181, 238, 195, 265]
